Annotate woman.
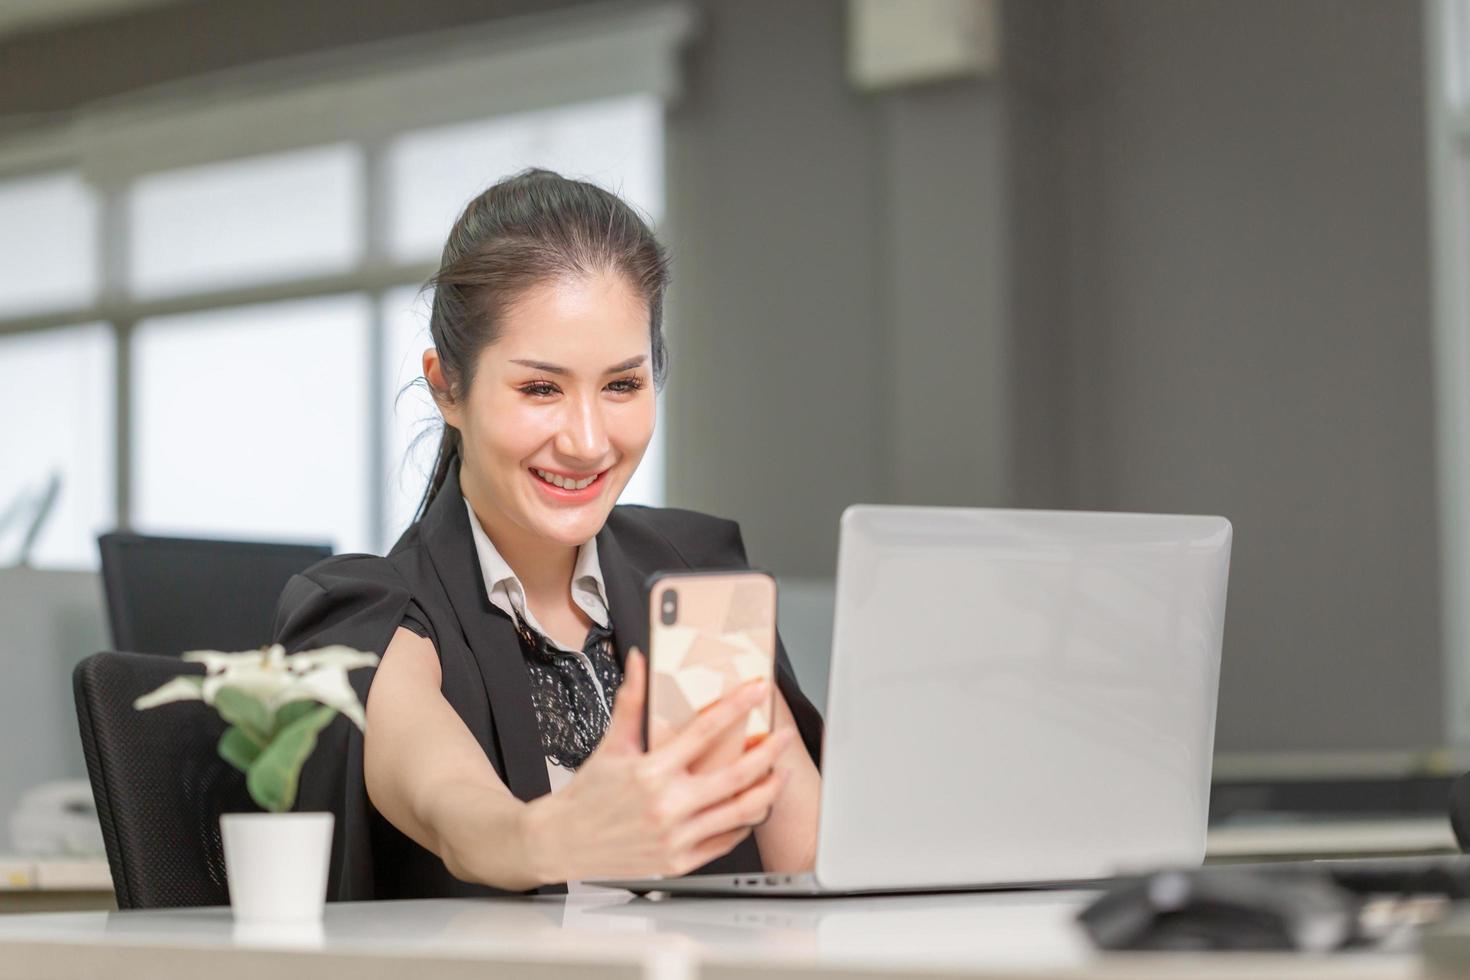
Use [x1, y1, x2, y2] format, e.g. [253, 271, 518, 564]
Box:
[272, 168, 824, 899]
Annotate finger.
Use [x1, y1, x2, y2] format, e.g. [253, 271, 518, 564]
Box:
[648, 714, 676, 752]
[679, 826, 751, 875]
[754, 768, 792, 827]
[676, 767, 787, 849]
[603, 647, 647, 751]
[658, 678, 769, 771]
[680, 728, 794, 814]
[686, 723, 790, 776]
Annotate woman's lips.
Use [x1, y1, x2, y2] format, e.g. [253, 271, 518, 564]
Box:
[528, 467, 606, 500]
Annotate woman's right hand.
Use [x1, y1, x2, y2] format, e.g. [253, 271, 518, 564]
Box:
[520, 648, 794, 883]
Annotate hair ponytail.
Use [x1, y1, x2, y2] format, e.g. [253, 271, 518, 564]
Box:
[417, 425, 462, 522]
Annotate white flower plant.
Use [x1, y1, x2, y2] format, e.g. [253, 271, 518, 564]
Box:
[134, 644, 379, 813]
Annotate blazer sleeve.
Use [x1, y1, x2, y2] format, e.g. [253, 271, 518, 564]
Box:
[665, 513, 826, 771]
[270, 555, 413, 902]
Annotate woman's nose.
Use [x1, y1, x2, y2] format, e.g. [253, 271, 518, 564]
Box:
[555, 394, 611, 461]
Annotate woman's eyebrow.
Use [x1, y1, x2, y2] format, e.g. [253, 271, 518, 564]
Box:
[510, 356, 647, 375]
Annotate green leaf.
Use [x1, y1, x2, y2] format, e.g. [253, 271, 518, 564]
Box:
[271, 699, 320, 736]
[213, 688, 271, 746]
[217, 725, 262, 773]
[246, 705, 338, 813]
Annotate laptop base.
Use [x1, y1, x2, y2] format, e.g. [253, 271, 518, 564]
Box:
[585, 872, 1101, 898]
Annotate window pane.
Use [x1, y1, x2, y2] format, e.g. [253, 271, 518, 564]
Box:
[382, 286, 440, 548]
[381, 286, 665, 528]
[386, 95, 664, 263]
[0, 324, 114, 569]
[132, 296, 371, 552]
[0, 172, 98, 318]
[128, 145, 363, 299]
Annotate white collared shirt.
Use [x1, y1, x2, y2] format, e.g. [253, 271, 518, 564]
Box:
[463, 497, 611, 639]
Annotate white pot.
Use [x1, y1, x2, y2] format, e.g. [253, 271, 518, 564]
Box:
[219, 812, 334, 923]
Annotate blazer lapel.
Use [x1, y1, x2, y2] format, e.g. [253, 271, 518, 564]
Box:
[419, 459, 550, 804]
[596, 518, 653, 671]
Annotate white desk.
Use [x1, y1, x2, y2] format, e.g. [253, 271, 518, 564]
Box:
[0, 891, 1417, 979]
[1206, 816, 1459, 861]
[0, 856, 113, 913]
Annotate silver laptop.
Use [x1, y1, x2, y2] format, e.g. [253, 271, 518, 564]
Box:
[589, 505, 1232, 897]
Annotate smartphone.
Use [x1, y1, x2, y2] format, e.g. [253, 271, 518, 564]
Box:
[644, 569, 777, 768]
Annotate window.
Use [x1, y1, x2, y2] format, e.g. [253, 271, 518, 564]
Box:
[128, 145, 364, 300]
[0, 103, 667, 569]
[385, 95, 664, 263]
[0, 6, 692, 569]
[0, 172, 97, 318]
[381, 285, 439, 547]
[0, 324, 114, 568]
[132, 296, 372, 552]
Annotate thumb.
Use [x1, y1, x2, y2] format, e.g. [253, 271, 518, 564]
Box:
[604, 646, 647, 751]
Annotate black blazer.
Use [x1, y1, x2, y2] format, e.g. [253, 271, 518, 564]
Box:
[271, 456, 825, 900]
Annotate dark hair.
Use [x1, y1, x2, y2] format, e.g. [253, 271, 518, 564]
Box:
[411, 167, 671, 522]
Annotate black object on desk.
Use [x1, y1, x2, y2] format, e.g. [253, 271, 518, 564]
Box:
[1081, 856, 1470, 952]
[98, 532, 330, 656]
[1079, 868, 1363, 952]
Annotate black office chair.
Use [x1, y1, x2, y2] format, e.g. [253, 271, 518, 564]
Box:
[97, 532, 331, 656]
[1453, 773, 1470, 851]
[73, 651, 254, 909]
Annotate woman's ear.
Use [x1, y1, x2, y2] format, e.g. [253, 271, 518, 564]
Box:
[422, 348, 463, 428]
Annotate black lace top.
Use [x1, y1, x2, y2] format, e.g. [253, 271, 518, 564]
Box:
[510, 614, 623, 771]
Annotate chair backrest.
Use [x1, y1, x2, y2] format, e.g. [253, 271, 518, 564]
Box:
[73, 651, 254, 909]
[97, 532, 331, 656]
[1452, 772, 1470, 852]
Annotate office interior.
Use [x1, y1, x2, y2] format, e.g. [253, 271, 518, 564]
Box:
[0, 0, 1466, 895]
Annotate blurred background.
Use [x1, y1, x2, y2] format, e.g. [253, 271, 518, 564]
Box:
[1, 0, 1468, 872]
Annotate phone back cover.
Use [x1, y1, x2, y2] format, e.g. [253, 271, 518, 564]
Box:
[647, 571, 776, 760]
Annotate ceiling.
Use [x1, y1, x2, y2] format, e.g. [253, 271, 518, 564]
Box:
[0, 0, 196, 39]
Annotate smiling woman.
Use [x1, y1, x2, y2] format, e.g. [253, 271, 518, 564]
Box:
[270, 169, 824, 901]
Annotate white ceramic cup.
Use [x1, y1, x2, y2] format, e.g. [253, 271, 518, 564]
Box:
[220, 812, 334, 922]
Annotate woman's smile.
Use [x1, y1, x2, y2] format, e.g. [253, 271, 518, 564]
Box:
[529, 465, 609, 501]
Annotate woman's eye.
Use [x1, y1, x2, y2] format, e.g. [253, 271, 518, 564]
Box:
[520, 378, 643, 397]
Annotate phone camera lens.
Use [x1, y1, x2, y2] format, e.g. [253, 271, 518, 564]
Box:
[660, 589, 678, 625]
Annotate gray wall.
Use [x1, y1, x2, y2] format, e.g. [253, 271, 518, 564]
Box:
[665, 0, 1017, 575]
[0, 0, 1449, 754]
[1048, 1, 1442, 752]
[663, 0, 885, 578]
[669, 0, 1444, 752]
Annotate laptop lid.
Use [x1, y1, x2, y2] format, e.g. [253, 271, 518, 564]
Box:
[815, 506, 1231, 892]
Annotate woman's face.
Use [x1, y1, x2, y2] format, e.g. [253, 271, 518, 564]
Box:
[433, 269, 656, 548]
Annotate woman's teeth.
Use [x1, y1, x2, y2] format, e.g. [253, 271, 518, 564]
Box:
[533, 468, 599, 491]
